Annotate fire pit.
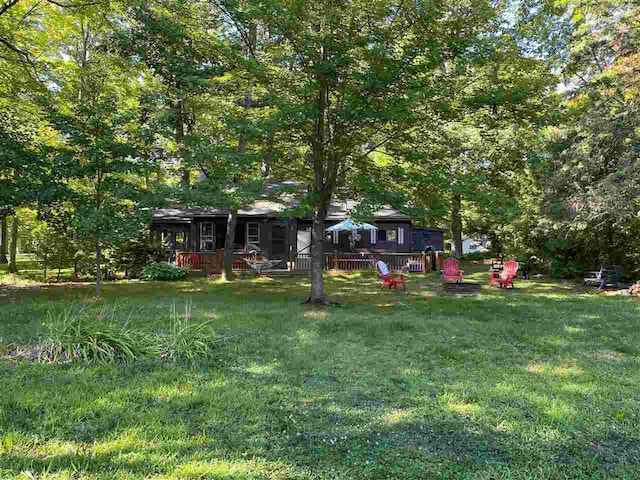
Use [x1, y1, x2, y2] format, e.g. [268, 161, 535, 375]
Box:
[443, 282, 481, 296]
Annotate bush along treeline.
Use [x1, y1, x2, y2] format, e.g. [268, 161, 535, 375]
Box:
[142, 262, 190, 281]
[16, 212, 171, 281]
[1, 0, 638, 293]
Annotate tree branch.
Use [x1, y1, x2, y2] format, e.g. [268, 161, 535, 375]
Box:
[0, 0, 20, 17]
[45, 0, 102, 8]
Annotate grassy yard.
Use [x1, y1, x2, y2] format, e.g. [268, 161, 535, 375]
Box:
[1, 259, 640, 479]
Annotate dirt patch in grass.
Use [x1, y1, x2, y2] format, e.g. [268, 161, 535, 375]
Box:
[594, 432, 640, 466]
[0, 343, 44, 362]
[592, 350, 625, 361]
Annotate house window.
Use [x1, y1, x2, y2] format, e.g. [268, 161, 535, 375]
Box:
[200, 222, 215, 251]
[175, 232, 186, 249]
[398, 227, 404, 245]
[370, 229, 377, 244]
[247, 222, 260, 246]
[377, 228, 397, 243]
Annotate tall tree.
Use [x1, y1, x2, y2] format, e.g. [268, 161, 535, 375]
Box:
[220, 0, 497, 302]
[49, 8, 154, 296]
[0, 217, 7, 264]
[0, 0, 62, 270]
[530, 1, 640, 272]
[8, 215, 17, 272]
[118, 0, 223, 187]
[221, 21, 257, 281]
[388, 29, 558, 258]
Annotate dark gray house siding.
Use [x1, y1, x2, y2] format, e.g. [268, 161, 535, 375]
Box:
[411, 227, 446, 252]
[151, 200, 433, 258]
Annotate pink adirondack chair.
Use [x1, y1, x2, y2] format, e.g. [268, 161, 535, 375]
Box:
[441, 258, 464, 282]
[489, 260, 518, 289]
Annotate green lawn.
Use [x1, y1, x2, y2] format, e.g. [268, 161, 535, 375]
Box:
[1, 260, 640, 479]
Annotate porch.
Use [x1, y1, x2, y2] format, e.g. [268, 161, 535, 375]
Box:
[175, 250, 437, 274]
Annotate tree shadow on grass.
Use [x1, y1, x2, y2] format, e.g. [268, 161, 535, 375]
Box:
[2, 276, 640, 478]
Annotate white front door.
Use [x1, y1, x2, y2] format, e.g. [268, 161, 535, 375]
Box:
[297, 228, 311, 254]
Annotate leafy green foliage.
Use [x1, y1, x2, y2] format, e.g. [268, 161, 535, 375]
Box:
[111, 234, 168, 279]
[28, 222, 74, 280]
[522, 1, 640, 276]
[42, 306, 145, 363]
[141, 261, 189, 281]
[550, 259, 586, 279]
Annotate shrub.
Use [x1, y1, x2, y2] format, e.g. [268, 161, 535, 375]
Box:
[112, 234, 169, 279]
[142, 262, 189, 281]
[550, 259, 585, 279]
[42, 306, 147, 363]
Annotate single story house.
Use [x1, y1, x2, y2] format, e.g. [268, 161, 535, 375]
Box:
[153, 200, 438, 261]
[152, 194, 446, 267]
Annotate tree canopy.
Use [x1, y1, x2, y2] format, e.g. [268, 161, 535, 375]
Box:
[1, 0, 638, 294]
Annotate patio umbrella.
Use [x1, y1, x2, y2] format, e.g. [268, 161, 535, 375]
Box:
[325, 218, 377, 232]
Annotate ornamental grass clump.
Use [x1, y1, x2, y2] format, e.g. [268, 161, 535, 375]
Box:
[154, 301, 216, 363]
[42, 305, 147, 363]
[39, 303, 218, 364]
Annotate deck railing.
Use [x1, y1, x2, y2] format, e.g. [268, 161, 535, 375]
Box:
[291, 252, 432, 273]
[176, 250, 253, 273]
[176, 250, 435, 274]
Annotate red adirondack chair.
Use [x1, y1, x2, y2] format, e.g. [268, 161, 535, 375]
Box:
[376, 260, 406, 292]
[441, 257, 464, 282]
[489, 260, 518, 289]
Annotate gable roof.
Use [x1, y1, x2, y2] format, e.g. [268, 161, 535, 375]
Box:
[152, 198, 411, 223]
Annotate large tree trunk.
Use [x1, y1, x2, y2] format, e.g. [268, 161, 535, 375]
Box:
[176, 99, 190, 187]
[307, 40, 332, 304]
[451, 192, 463, 258]
[8, 215, 18, 273]
[95, 240, 102, 297]
[309, 206, 327, 304]
[222, 209, 237, 281]
[0, 216, 7, 264]
[222, 22, 256, 281]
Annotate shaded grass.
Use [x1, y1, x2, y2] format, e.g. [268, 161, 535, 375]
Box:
[1, 259, 640, 478]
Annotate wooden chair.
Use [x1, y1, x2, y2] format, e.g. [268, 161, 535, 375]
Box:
[583, 265, 624, 289]
[376, 260, 406, 292]
[441, 257, 464, 282]
[489, 260, 518, 289]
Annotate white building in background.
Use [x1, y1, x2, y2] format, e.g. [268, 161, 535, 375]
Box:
[462, 236, 491, 255]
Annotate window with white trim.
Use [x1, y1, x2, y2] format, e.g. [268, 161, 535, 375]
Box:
[247, 222, 260, 245]
[200, 222, 215, 251]
[370, 229, 377, 244]
[398, 227, 404, 245]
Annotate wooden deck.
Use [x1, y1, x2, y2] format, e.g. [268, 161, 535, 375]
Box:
[175, 251, 437, 274]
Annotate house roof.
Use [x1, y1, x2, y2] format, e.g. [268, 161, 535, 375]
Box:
[152, 198, 411, 223]
[413, 226, 449, 233]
